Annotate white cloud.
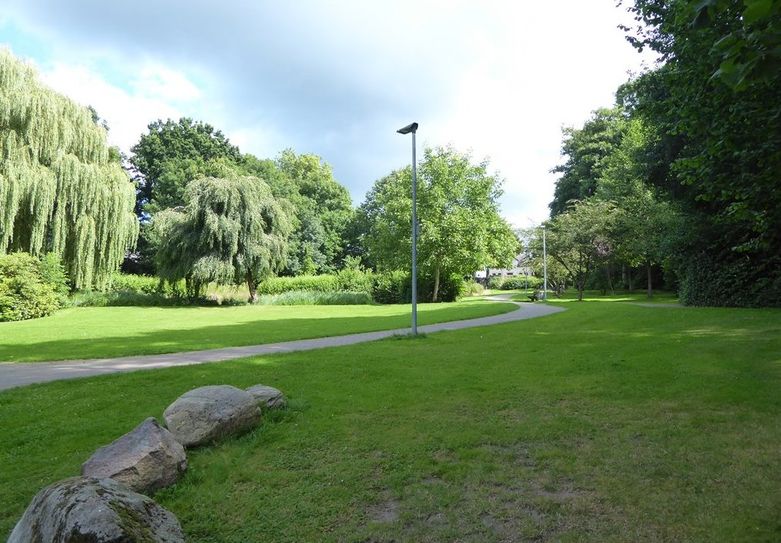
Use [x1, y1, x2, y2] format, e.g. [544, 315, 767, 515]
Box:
[3, 0, 658, 224]
[37, 62, 189, 152]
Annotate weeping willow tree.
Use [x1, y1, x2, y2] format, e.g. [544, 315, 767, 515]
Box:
[0, 50, 138, 289]
[155, 176, 291, 301]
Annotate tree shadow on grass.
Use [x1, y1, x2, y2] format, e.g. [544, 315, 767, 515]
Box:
[0, 304, 514, 363]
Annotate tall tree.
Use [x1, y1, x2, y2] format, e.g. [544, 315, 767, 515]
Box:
[130, 118, 243, 214]
[0, 50, 138, 289]
[361, 146, 518, 302]
[275, 149, 353, 274]
[549, 108, 629, 216]
[622, 0, 781, 306]
[155, 176, 291, 301]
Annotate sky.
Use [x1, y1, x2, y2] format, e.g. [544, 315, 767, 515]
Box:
[0, 1, 656, 227]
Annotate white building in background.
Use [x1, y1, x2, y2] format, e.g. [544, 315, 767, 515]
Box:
[474, 253, 534, 283]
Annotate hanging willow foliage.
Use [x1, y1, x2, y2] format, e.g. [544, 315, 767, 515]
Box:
[155, 176, 291, 301]
[0, 49, 138, 290]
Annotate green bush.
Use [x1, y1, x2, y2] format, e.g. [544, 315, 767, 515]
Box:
[488, 275, 541, 291]
[335, 266, 374, 294]
[258, 275, 341, 295]
[108, 273, 183, 296]
[0, 252, 63, 321]
[419, 272, 465, 302]
[679, 253, 781, 307]
[463, 280, 485, 297]
[487, 276, 505, 290]
[500, 276, 541, 290]
[371, 271, 464, 303]
[256, 290, 373, 306]
[68, 291, 226, 307]
[372, 270, 410, 304]
[38, 253, 70, 303]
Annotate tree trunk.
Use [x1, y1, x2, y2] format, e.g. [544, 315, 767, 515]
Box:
[646, 262, 653, 299]
[621, 264, 627, 290]
[432, 265, 441, 303]
[628, 268, 634, 292]
[606, 263, 615, 295]
[246, 273, 258, 304]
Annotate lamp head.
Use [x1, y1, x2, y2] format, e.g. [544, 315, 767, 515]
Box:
[396, 122, 418, 135]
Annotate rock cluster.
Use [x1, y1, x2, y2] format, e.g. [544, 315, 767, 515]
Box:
[9, 382, 287, 542]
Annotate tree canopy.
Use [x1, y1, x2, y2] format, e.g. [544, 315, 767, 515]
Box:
[0, 49, 138, 289]
[361, 146, 518, 301]
[130, 118, 243, 214]
[155, 175, 291, 301]
[618, 0, 781, 305]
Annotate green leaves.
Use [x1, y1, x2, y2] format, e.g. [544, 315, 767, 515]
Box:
[155, 175, 291, 300]
[361, 146, 518, 300]
[0, 50, 138, 290]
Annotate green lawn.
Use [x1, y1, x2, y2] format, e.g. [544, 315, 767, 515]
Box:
[0, 299, 514, 362]
[1, 301, 780, 541]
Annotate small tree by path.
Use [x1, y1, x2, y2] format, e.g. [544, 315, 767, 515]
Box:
[545, 200, 616, 301]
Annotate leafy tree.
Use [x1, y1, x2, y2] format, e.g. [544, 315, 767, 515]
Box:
[549, 108, 629, 216]
[545, 200, 616, 301]
[361, 146, 518, 302]
[275, 149, 354, 274]
[130, 118, 243, 214]
[595, 117, 680, 297]
[155, 176, 291, 302]
[621, 0, 781, 306]
[0, 50, 138, 289]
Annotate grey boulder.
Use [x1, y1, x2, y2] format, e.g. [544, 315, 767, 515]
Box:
[163, 385, 261, 447]
[8, 476, 184, 543]
[246, 384, 287, 409]
[81, 417, 187, 495]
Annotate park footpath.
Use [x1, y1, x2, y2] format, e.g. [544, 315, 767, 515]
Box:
[0, 295, 564, 391]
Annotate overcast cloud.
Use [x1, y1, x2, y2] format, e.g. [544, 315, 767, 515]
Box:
[0, 1, 656, 226]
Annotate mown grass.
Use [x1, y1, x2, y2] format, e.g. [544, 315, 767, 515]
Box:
[1, 300, 779, 541]
[512, 289, 680, 304]
[0, 299, 514, 362]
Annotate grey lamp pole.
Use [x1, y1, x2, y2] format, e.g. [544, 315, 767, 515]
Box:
[397, 122, 419, 335]
[542, 224, 548, 301]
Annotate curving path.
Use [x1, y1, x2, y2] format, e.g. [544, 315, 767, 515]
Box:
[0, 295, 564, 391]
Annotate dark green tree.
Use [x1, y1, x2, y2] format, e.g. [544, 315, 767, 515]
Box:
[275, 149, 354, 274]
[130, 118, 243, 214]
[621, 0, 781, 306]
[549, 108, 629, 217]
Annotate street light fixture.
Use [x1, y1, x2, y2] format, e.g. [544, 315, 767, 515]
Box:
[397, 122, 418, 335]
[542, 224, 548, 301]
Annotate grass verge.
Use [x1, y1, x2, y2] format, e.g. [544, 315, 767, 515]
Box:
[1, 301, 779, 541]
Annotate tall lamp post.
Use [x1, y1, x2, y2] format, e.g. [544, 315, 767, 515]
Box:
[397, 122, 419, 335]
[542, 224, 548, 301]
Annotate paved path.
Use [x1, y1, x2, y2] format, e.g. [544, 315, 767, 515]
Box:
[0, 296, 564, 391]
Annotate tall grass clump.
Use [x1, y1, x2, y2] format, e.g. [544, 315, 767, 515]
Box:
[256, 290, 373, 306]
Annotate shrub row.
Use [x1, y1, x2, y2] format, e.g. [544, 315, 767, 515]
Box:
[487, 275, 542, 290]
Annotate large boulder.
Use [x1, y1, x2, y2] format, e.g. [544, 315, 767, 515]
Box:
[81, 417, 187, 495]
[8, 477, 184, 542]
[163, 385, 261, 447]
[246, 384, 287, 409]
